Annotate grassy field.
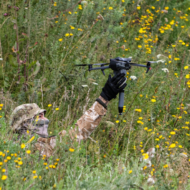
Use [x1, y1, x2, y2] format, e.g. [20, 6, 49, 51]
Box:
[1, 0, 190, 189]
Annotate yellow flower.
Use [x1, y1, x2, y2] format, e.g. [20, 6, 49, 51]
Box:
[163, 164, 168, 168]
[39, 176, 42, 180]
[69, 148, 75, 152]
[144, 127, 148, 130]
[55, 21, 58, 23]
[143, 166, 147, 170]
[70, 33, 73, 36]
[27, 136, 35, 144]
[65, 33, 70, 37]
[33, 175, 38, 179]
[48, 104, 52, 107]
[165, 7, 169, 10]
[141, 149, 144, 153]
[170, 131, 176, 135]
[115, 120, 119, 123]
[151, 99, 156, 102]
[18, 161, 23, 165]
[123, 120, 126, 122]
[139, 117, 143, 120]
[109, 7, 113, 10]
[7, 156, 11, 160]
[43, 162, 48, 166]
[156, 145, 159, 148]
[137, 6, 141, 10]
[53, 3, 57, 6]
[135, 109, 142, 112]
[169, 143, 176, 148]
[138, 45, 142, 48]
[128, 170, 132, 174]
[185, 122, 189, 124]
[53, 184, 56, 188]
[32, 170, 36, 174]
[0, 162, 3, 166]
[70, 26, 75, 29]
[21, 143, 25, 149]
[59, 38, 63, 42]
[142, 153, 149, 160]
[55, 108, 59, 111]
[26, 150, 31, 154]
[2, 169, 6, 172]
[0, 104, 3, 107]
[68, 11, 72, 14]
[179, 145, 183, 148]
[1, 175, 7, 180]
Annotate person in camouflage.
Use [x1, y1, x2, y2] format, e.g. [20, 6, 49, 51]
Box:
[10, 73, 127, 157]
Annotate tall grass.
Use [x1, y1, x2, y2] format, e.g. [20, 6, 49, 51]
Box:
[1, 0, 190, 189]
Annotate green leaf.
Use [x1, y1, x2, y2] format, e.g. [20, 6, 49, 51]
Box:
[8, 55, 18, 67]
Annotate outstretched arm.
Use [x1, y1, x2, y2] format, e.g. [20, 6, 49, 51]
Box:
[59, 73, 127, 142]
[69, 96, 109, 141]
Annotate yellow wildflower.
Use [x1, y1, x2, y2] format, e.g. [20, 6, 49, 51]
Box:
[18, 161, 23, 165]
[1, 175, 7, 180]
[142, 153, 149, 160]
[169, 143, 176, 148]
[69, 148, 75, 152]
[163, 164, 168, 168]
[26, 150, 31, 154]
[21, 144, 25, 149]
[128, 170, 132, 174]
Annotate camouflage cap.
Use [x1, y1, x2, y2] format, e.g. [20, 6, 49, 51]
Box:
[10, 103, 46, 131]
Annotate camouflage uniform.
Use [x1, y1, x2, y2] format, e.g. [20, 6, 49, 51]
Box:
[10, 98, 107, 157]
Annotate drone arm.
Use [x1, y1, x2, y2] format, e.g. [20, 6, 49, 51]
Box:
[129, 63, 147, 67]
[89, 66, 110, 71]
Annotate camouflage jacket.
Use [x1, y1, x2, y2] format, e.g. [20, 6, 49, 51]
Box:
[67, 98, 107, 141]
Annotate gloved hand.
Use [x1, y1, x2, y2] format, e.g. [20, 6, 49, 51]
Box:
[100, 73, 127, 101]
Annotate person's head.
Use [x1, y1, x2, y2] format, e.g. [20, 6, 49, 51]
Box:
[10, 103, 47, 132]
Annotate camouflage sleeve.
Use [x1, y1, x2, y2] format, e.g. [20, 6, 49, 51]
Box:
[68, 96, 108, 141]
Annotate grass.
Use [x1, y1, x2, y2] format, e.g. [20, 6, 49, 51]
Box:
[1, 0, 190, 189]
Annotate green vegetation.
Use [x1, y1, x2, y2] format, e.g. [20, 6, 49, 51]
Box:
[1, 0, 190, 189]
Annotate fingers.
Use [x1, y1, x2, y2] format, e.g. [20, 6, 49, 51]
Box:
[117, 77, 126, 87]
[108, 74, 112, 82]
[119, 83, 127, 91]
[112, 73, 125, 84]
